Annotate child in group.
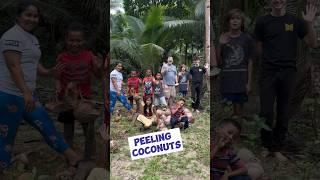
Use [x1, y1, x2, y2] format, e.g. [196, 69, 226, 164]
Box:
[211, 118, 250, 180]
[216, 9, 254, 117]
[189, 56, 207, 113]
[56, 22, 102, 160]
[153, 72, 167, 107]
[143, 69, 155, 99]
[127, 70, 142, 112]
[178, 64, 189, 97]
[131, 97, 155, 129]
[170, 98, 189, 129]
[140, 96, 156, 121]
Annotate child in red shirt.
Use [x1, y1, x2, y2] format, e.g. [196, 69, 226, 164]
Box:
[56, 22, 102, 160]
[127, 70, 142, 112]
[170, 99, 189, 129]
[143, 69, 155, 99]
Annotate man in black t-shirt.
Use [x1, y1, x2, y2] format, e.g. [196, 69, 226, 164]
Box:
[189, 56, 208, 113]
[254, 0, 318, 161]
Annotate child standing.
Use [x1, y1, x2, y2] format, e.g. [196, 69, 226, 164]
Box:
[211, 119, 250, 180]
[153, 72, 167, 107]
[178, 64, 189, 97]
[170, 99, 189, 129]
[127, 70, 142, 112]
[217, 9, 254, 117]
[56, 22, 102, 160]
[143, 69, 154, 99]
[189, 56, 207, 113]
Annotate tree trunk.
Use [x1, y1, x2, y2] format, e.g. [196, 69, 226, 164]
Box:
[205, 0, 210, 91]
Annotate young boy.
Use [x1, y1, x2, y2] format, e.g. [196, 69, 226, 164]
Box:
[170, 99, 189, 129]
[127, 70, 142, 112]
[255, 0, 318, 161]
[211, 119, 249, 180]
[189, 56, 207, 113]
[217, 9, 254, 118]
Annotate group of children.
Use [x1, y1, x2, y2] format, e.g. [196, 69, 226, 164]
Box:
[213, 0, 319, 177]
[125, 64, 194, 131]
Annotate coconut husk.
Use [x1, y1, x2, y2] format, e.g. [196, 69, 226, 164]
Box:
[73, 99, 101, 123]
[46, 82, 101, 123]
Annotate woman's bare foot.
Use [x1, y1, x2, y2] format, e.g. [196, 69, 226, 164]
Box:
[273, 152, 288, 162]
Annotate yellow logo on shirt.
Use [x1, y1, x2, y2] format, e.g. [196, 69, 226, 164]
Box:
[285, 23, 294, 31]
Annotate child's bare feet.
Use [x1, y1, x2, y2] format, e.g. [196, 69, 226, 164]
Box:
[273, 152, 288, 162]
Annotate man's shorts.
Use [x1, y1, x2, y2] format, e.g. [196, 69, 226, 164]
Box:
[164, 85, 176, 98]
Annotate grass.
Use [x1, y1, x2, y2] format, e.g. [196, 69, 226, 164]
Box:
[110, 93, 210, 180]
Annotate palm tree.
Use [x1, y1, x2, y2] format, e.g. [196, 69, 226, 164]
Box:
[111, 1, 206, 72]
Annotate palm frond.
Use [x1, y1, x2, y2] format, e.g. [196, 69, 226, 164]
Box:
[126, 16, 145, 39]
[140, 43, 165, 72]
[194, 0, 205, 19]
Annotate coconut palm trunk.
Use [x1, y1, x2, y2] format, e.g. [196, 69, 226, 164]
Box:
[205, 0, 210, 93]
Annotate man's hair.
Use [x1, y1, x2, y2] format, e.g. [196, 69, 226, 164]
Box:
[178, 98, 186, 103]
[218, 118, 242, 133]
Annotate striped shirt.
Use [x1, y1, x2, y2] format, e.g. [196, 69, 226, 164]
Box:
[211, 144, 245, 180]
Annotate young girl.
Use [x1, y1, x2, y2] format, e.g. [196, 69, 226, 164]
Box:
[132, 96, 155, 129]
[153, 72, 167, 107]
[127, 70, 142, 112]
[217, 9, 254, 117]
[56, 22, 102, 160]
[140, 96, 156, 119]
[178, 64, 189, 97]
[143, 69, 154, 99]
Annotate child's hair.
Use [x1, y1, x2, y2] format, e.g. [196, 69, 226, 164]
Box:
[179, 64, 187, 72]
[143, 96, 153, 116]
[145, 68, 152, 75]
[155, 72, 162, 79]
[218, 118, 242, 134]
[193, 56, 201, 62]
[66, 22, 87, 37]
[224, 8, 245, 32]
[178, 98, 186, 103]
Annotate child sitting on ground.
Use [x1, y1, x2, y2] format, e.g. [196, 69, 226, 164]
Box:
[131, 97, 155, 129]
[211, 118, 250, 180]
[140, 96, 156, 122]
[170, 99, 189, 129]
[127, 70, 142, 112]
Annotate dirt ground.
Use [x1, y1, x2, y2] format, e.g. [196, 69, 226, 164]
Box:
[3, 77, 106, 179]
